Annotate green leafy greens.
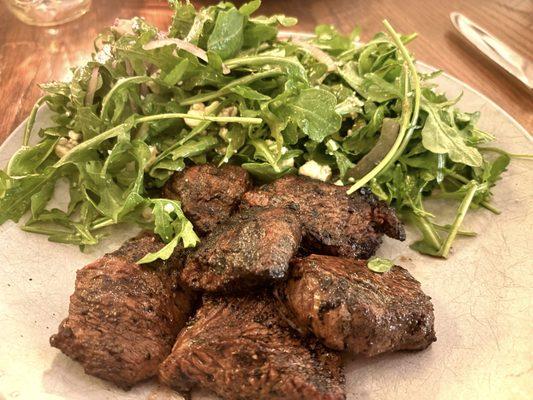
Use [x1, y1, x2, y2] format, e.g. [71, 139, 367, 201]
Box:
[0, 0, 522, 260]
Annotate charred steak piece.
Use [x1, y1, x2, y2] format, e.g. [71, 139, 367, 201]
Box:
[159, 293, 346, 400]
[241, 175, 405, 259]
[277, 255, 436, 356]
[50, 233, 195, 389]
[163, 164, 252, 235]
[180, 207, 302, 293]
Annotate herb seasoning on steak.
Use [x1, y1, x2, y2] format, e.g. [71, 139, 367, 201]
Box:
[241, 175, 405, 259]
[163, 164, 252, 235]
[50, 233, 195, 389]
[180, 207, 302, 293]
[277, 255, 436, 356]
[159, 292, 346, 400]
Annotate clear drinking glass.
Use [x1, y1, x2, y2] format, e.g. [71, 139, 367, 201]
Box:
[4, 0, 92, 26]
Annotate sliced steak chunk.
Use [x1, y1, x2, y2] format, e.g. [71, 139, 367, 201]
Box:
[277, 255, 436, 356]
[241, 175, 405, 259]
[159, 293, 345, 400]
[163, 164, 252, 235]
[50, 233, 195, 389]
[180, 207, 302, 293]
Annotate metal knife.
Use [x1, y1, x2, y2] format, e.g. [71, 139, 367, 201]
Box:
[450, 12, 533, 90]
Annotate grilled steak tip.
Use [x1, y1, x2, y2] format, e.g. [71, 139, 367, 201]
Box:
[278, 254, 436, 357]
[159, 292, 346, 400]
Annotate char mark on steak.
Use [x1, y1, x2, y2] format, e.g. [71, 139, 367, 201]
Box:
[241, 175, 405, 259]
[163, 164, 252, 236]
[159, 292, 346, 400]
[276, 254, 436, 356]
[50, 232, 196, 389]
[180, 207, 302, 293]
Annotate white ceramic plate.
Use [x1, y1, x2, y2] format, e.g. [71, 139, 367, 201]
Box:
[0, 64, 531, 400]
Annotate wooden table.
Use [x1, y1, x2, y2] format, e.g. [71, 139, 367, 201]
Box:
[0, 0, 531, 145]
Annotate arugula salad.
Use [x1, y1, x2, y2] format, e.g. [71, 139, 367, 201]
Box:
[0, 0, 522, 260]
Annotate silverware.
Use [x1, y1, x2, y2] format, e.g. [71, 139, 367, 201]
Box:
[450, 12, 533, 90]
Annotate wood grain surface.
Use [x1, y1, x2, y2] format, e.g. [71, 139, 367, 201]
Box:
[0, 0, 531, 145]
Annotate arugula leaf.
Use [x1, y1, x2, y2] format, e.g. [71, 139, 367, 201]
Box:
[0, 171, 10, 197]
[330, 149, 355, 179]
[207, 8, 245, 60]
[242, 162, 295, 182]
[249, 139, 280, 171]
[138, 199, 199, 263]
[30, 179, 56, 218]
[410, 240, 441, 257]
[0, 169, 57, 224]
[168, 0, 197, 39]
[230, 85, 270, 101]
[7, 138, 58, 176]
[69, 64, 98, 108]
[149, 135, 219, 179]
[335, 95, 363, 116]
[225, 55, 308, 83]
[162, 58, 190, 86]
[314, 24, 354, 52]
[220, 125, 246, 165]
[23, 96, 47, 146]
[243, 21, 277, 48]
[206, 50, 227, 74]
[180, 69, 281, 105]
[486, 154, 510, 183]
[71, 107, 105, 141]
[421, 104, 483, 167]
[151, 199, 178, 242]
[100, 76, 151, 120]
[289, 88, 341, 142]
[251, 14, 297, 27]
[239, 0, 262, 16]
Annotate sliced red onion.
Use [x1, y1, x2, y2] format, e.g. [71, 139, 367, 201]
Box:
[84, 66, 100, 106]
[124, 59, 134, 76]
[125, 60, 139, 112]
[112, 18, 135, 36]
[143, 38, 209, 63]
[291, 38, 337, 72]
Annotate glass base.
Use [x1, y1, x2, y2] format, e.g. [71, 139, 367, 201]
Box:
[6, 0, 92, 27]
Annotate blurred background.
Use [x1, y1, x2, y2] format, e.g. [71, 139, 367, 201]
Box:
[0, 0, 531, 141]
